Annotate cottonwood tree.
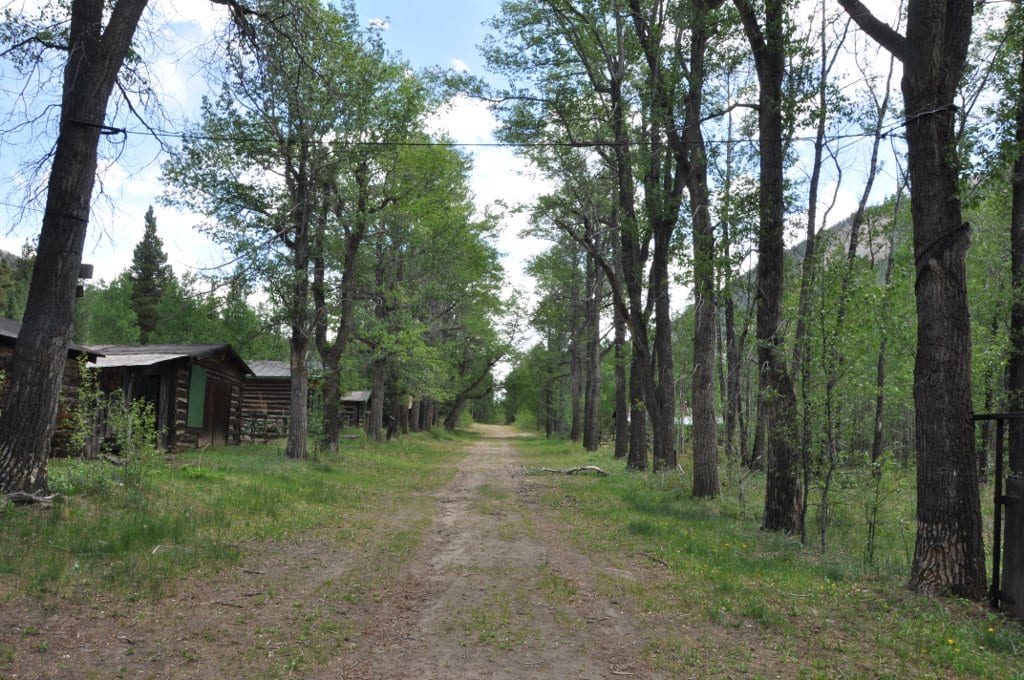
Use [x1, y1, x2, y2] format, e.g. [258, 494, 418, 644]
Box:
[164, 0, 377, 459]
[732, 0, 802, 533]
[0, 0, 151, 496]
[838, 0, 986, 599]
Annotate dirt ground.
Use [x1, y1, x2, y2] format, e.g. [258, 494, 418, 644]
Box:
[1, 425, 669, 679]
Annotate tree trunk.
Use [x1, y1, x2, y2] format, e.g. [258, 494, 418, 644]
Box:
[1010, 12, 1024, 475]
[613, 248, 630, 460]
[368, 357, 385, 442]
[286, 333, 310, 459]
[628, 351, 648, 471]
[686, 4, 720, 497]
[0, 0, 150, 495]
[398, 395, 410, 434]
[582, 251, 602, 451]
[734, 0, 801, 533]
[321, 359, 341, 449]
[650, 228, 677, 472]
[904, 2, 985, 601]
[568, 334, 583, 442]
[840, 0, 985, 602]
[409, 399, 421, 433]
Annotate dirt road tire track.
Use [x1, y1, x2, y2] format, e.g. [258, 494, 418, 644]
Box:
[324, 425, 660, 679]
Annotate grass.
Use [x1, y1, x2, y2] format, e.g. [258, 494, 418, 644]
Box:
[452, 590, 536, 650]
[512, 432, 1024, 679]
[0, 432, 463, 602]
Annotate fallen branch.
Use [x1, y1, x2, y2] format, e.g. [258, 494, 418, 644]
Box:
[5, 491, 57, 505]
[526, 465, 608, 477]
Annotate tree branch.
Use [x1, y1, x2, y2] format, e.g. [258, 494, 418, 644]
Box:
[836, 0, 906, 61]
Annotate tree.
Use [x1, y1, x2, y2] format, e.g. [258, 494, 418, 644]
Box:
[164, 0, 379, 460]
[733, 0, 802, 533]
[0, 0, 150, 496]
[74, 274, 140, 345]
[128, 206, 173, 343]
[838, 0, 986, 599]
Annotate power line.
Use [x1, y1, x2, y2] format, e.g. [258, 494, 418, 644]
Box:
[68, 117, 914, 150]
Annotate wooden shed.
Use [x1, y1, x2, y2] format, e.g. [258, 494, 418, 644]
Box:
[0, 317, 102, 457]
[241, 360, 370, 440]
[242, 360, 293, 441]
[341, 390, 371, 428]
[88, 344, 252, 451]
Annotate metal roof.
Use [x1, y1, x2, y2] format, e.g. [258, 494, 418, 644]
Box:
[248, 360, 292, 378]
[87, 343, 253, 374]
[341, 390, 371, 403]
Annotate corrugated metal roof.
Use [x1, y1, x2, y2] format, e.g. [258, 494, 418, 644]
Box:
[88, 344, 227, 356]
[248, 360, 291, 378]
[91, 352, 192, 368]
[341, 390, 371, 403]
[86, 343, 253, 374]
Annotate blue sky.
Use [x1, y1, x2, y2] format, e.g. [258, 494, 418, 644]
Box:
[358, 0, 497, 74]
[0, 0, 546, 298]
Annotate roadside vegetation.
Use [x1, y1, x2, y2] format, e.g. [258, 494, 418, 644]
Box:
[515, 435, 1024, 679]
[0, 432, 463, 603]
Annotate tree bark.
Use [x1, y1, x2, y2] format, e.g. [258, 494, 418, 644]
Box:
[409, 399, 421, 433]
[613, 294, 629, 459]
[368, 357, 385, 442]
[628, 351, 648, 471]
[734, 0, 802, 533]
[568, 331, 583, 442]
[1009, 11, 1024, 475]
[0, 0, 150, 495]
[687, 0, 721, 497]
[582, 249, 602, 451]
[840, 0, 985, 599]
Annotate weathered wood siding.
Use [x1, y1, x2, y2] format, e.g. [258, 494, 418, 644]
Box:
[173, 356, 246, 450]
[241, 377, 291, 442]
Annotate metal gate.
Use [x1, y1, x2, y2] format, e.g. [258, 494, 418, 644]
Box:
[974, 412, 1024, 617]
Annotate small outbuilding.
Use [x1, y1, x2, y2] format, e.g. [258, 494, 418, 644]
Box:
[241, 360, 294, 441]
[241, 360, 370, 440]
[88, 344, 252, 451]
[340, 390, 371, 429]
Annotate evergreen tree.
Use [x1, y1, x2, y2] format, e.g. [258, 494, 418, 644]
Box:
[128, 206, 173, 343]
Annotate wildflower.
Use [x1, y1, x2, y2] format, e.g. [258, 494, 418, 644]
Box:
[947, 639, 955, 645]
[988, 627, 995, 634]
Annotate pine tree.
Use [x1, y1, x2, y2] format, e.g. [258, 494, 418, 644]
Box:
[128, 206, 173, 344]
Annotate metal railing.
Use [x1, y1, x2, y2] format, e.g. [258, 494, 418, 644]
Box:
[973, 411, 1024, 611]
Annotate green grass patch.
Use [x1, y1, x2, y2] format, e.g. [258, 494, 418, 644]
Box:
[512, 433, 1024, 679]
[453, 590, 535, 650]
[0, 433, 462, 601]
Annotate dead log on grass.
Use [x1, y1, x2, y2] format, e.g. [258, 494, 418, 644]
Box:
[525, 465, 608, 477]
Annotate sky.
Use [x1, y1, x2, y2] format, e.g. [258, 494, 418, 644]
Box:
[0, 0, 546, 301]
[0, 0, 921, 319]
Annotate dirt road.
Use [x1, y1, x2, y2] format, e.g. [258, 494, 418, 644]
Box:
[2, 426, 662, 679]
[324, 424, 656, 679]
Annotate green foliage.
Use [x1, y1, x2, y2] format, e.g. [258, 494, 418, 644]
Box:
[128, 207, 174, 343]
[74, 274, 139, 345]
[103, 389, 161, 490]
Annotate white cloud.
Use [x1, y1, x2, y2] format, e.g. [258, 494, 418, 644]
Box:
[368, 18, 391, 30]
[450, 58, 470, 73]
[426, 94, 497, 145]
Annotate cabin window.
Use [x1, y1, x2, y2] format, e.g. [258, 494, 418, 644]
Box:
[187, 366, 206, 428]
